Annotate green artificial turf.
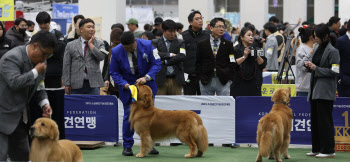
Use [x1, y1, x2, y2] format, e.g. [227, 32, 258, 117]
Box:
[82, 145, 349, 162]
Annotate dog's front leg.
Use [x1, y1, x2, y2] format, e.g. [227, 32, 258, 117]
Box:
[136, 132, 153, 158]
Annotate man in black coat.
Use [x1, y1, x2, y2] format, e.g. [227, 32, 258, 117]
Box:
[152, 19, 186, 95]
[182, 10, 210, 95]
[36, 12, 66, 88]
[196, 18, 235, 96]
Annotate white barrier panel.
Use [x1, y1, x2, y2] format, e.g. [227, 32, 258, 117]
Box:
[118, 95, 235, 145]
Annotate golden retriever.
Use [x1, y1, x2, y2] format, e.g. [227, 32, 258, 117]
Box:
[256, 88, 293, 162]
[129, 84, 208, 158]
[29, 118, 83, 162]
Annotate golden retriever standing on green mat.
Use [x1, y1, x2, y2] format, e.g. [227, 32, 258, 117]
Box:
[129, 84, 208, 158]
[29, 118, 83, 162]
[256, 88, 293, 162]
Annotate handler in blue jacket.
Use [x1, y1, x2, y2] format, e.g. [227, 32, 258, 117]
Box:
[109, 31, 161, 156]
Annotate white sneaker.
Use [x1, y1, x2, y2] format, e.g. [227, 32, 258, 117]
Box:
[306, 152, 319, 156]
[315, 153, 335, 158]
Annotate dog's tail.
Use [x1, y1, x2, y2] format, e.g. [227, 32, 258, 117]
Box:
[196, 125, 208, 157]
[258, 120, 275, 157]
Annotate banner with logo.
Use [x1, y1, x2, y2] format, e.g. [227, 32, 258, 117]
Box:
[118, 96, 235, 145]
[0, 0, 14, 21]
[51, 18, 67, 35]
[64, 95, 118, 142]
[236, 96, 350, 145]
[52, 3, 78, 24]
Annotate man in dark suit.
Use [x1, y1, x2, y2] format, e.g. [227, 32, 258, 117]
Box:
[109, 32, 162, 156]
[63, 18, 106, 95]
[0, 31, 55, 161]
[336, 19, 350, 97]
[196, 18, 235, 96]
[152, 19, 186, 95]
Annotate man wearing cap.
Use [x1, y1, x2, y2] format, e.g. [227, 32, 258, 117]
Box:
[152, 17, 163, 37]
[127, 18, 143, 39]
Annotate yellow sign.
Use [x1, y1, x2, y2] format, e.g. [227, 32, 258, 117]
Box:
[261, 84, 297, 97]
[0, 0, 14, 21]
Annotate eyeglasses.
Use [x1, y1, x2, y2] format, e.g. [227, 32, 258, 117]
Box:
[38, 45, 53, 59]
[214, 25, 227, 29]
[194, 17, 204, 21]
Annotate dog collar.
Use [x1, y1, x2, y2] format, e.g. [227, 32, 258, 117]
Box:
[274, 102, 289, 105]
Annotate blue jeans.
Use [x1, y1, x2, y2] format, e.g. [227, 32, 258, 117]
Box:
[296, 92, 308, 97]
[70, 80, 100, 95]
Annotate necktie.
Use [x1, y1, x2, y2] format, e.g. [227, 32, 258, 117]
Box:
[213, 39, 218, 57]
[166, 40, 174, 74]
[84, 41, 88, 74]
[131, 52, 139, 75]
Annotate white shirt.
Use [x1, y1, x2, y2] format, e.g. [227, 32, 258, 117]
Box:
[346, 31, 350, 40]
[210, 34, 221, 52]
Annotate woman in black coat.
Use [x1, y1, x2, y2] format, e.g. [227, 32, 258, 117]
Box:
[0, 22, 13, 59]
[230, 27, 267, 98]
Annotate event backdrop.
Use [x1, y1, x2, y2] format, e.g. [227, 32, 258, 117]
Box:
[0, 0, 14, 21]
[236, 96, 350, 145]
[64, 95, 118, 142]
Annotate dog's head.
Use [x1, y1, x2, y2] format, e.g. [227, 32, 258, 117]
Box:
[271, 87, 291, 105]
[29, 118, 59, 141]
[135, 84, 154, 108]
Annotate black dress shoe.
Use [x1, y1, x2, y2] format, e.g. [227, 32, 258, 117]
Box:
[122, 147, 134, 156]
[149, 147, 159, 154]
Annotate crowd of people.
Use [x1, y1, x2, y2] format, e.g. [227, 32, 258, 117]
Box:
[0, 9, 349, 160]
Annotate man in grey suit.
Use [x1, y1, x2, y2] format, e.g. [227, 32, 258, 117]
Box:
[0, 31, 55, 161]
[264, 22, 279, 72]
[152, 19, 186, 95]
[63, 18, 106, 95]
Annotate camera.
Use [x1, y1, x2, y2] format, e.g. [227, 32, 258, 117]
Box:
[250, 47, 265, 58]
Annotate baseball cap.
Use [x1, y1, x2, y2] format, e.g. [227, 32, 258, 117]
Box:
[126, 18, 138, 25]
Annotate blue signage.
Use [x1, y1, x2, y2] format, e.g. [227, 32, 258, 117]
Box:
[236, 96, 350, 145]
[64, 95, 118, 142]
[51, 18, 67, 35]
[52, 3, 78, 24]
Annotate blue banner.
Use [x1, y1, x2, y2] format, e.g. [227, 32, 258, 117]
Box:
[64, 95, 118, 142]
[52, 3, 78, 24]
[51, 18, 67, 35]
[236, 96, 350, 145]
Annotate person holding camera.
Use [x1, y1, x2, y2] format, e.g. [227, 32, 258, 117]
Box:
[230, 27, 266, 98]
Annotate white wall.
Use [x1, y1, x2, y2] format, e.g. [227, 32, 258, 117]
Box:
[79, 0, 125, 42]
[339, 0, 350, 25]
[240, 0, 268, 30]
[314, 0, 334, 24]
[178, 0, 214, 30]
[283, 0, 306, 28]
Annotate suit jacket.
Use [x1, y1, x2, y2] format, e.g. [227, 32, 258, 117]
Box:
[0, 46, 47, 135]
[336, 34, 350, 76]
[302, 42, 340, 101]
[196, 37, 235, 85]
[152, 38, 186, 87]
[109, 39, 162, 105]
[63, 37, 106, 89]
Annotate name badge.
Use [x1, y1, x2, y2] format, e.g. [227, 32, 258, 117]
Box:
[229, 54, 235, 63]
[180, 48, 186, 55]
[332, 64, 339, 73]
[153, 48, 160, 60]
[3, 44, 9, 48]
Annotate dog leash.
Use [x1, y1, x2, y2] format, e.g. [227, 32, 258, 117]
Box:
[291, 71, 309, 99]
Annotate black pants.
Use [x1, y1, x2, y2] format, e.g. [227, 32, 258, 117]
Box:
[183, 75, 201, 95]
[310, 99, 335, 154]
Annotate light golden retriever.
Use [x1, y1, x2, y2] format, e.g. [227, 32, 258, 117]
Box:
[129, 84, 208, 158]
[256, 88, 293, 162]
[29, 118, 83, 162]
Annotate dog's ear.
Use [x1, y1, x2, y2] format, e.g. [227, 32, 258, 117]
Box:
[143, 93, 153, 108]
[49, 122, 59, 140]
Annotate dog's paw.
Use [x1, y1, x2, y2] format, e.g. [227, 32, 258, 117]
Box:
[276, 159, 282, 162]
[136, 153, 146, 158]
[184, 154, 194, 158]
[284, 154, 290, 159]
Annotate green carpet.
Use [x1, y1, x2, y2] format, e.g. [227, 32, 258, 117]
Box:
[82, 145, 349, 162]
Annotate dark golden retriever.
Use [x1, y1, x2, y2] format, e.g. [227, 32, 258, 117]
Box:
[129, 84, 208, 158]
[29, 118, 83, 162]
[256, 88, 293, 162]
